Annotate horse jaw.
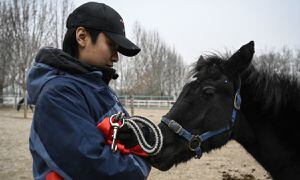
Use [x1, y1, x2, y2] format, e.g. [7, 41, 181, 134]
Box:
[149, 122, 195, 171]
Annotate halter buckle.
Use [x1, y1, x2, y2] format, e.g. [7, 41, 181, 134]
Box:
[168, 120, 182, 134]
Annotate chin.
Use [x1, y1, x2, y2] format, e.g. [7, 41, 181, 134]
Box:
[152, 162, 174, 171]
[150, 150, 193, 171]
[150, 156, 175, 171]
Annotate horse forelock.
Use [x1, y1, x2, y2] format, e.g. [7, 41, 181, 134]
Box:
[190, 54, 227, 79]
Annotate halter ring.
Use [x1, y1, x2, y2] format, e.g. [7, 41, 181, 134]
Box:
[188, 135, 202, 151]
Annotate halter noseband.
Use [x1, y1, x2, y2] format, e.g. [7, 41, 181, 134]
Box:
[161, 78, 242, 159]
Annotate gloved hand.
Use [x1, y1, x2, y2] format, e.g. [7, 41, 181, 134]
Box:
[96, 115, 150, 156]
[118, 117, 155, 149]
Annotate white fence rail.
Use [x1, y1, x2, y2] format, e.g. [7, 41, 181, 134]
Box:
[122, 99, 175, 108]
[0, 95, 22, 107]
[3, 95, 22, 106]
[1, 95, 175, 108]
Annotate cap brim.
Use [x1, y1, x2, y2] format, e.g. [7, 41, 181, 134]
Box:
[105, 32, 141, 57]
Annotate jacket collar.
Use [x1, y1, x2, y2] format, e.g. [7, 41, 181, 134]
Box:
[35, 47, 118, 84]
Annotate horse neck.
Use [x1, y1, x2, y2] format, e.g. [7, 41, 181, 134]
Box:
[232, 66, 300, 179]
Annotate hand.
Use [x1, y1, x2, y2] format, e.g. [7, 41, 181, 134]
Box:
[118, 121, 154, 149]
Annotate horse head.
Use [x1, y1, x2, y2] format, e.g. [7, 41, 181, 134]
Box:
[150, 41, 255, 171]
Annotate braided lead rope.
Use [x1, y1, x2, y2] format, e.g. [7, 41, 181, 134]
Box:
[124, 116, 163, 156]
[125, 118, 162, 155]
[125, 120, 152, 149]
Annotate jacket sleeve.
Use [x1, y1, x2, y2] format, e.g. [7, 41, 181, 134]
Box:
[33, 79, 150, 179]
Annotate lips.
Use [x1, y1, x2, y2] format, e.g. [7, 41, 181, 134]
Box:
[106, 61, 114, 67]
[152, 160, 174, 171]
[150, 155, 175, 171]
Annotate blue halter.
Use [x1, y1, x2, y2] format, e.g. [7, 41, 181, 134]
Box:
[161, 79, 242, 159]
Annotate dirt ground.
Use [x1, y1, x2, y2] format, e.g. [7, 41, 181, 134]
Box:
[0, 108, 271, 180]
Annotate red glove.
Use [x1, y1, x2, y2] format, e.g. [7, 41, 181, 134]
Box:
[97, 117, 148, 157]
[46, 171, 63, 180]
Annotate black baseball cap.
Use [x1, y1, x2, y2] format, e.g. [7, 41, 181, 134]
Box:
[67, 2, 140, 57]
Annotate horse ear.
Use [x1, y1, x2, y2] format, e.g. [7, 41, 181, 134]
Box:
[197, 55, 205, 65]
[196, 55, 205, 71]
[224, 41, 255, 75]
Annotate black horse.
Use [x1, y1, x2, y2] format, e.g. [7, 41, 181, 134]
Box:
[149, 41, 300, 179]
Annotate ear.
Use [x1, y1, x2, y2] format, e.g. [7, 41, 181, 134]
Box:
[76, 27, 88, 48]
[224, 41, 255, 75]
[195, 55, 205, 71]
[197, 55, 205, 65]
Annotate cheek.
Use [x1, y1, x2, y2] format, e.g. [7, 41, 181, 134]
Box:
[88, 44, 111, 65]
[98, 44, 111, 56]
[93, 43, 109, 58]
[203, 99, 233, 127]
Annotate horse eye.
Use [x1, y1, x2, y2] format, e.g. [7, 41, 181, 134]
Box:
[202, 86, 216, 95]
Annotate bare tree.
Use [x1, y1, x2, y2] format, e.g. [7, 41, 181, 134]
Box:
[53, 0, 73, 48]
[253, 47, 299, 76]
[0, 0, 73, 116]
[112, 22, 187, 98]
[7, 0, 55, 117]
[0, 1, 14, 106]
[294, 49, 300, 77]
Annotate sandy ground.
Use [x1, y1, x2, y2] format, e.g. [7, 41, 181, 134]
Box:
[0, 108, 271, 180]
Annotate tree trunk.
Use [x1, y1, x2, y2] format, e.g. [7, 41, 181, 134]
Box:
[0, 79, 3, 107]
[130, 95, 134, 116]
[22, 69, 27, 118]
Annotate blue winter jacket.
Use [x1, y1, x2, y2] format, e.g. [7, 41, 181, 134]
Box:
[27, 48, 151, 180]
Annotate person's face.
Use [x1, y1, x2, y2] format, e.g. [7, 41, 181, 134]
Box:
[77, 27, 119, 68]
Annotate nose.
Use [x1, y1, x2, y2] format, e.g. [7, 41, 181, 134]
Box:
[111, 50, 119, 62]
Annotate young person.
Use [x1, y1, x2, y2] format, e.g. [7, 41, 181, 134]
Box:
[27, 2, 150, 179]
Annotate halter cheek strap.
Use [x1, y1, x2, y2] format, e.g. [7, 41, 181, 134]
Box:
[161, 118, 203, 158]
[161, 79, 241, 159]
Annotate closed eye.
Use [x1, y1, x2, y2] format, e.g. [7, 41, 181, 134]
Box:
[202, 86, 216, 95]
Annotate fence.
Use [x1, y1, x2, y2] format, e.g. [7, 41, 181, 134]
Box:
[122, 99, 175, 108]
[1, 95, 176, 108]
[1, 95, 22, 107]
[119, 95, 175, 108]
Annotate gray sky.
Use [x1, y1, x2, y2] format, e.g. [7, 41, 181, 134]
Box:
[75, 0, 300, 64]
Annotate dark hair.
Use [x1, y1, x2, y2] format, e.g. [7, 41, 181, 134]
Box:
[62, 28, 101, 58]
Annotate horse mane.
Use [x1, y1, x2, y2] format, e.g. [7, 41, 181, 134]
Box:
[191, 54, 300, 119]
[241, 65, 300, 117]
